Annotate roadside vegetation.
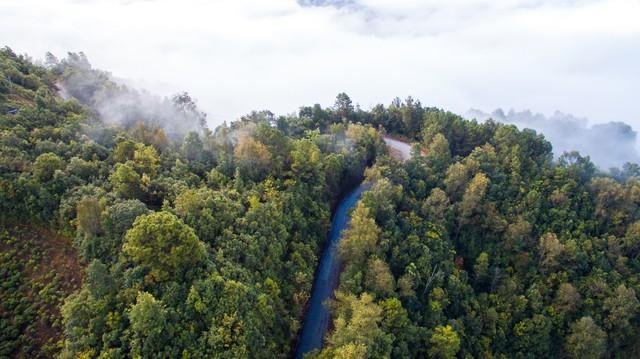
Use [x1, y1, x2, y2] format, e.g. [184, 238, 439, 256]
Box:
[2, 46, 640, 358]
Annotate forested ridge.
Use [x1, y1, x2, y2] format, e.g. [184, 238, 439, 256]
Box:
[1, 46, 640, 359]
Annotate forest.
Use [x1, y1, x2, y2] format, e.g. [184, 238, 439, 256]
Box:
[1, 46, 640, 359]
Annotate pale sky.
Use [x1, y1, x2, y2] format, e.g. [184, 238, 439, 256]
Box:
[1, 0, 639, 128]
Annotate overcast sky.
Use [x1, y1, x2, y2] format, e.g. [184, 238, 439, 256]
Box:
[1, 0, 639, 127]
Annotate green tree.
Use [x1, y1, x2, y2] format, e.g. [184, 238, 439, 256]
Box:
[33, 152, 65, 181]
[459, 172, 489, 220]
[338, 202, 380, 265]
[133, 143, 159, 176]
[603, 284, 640, 332]
[334, 93, 354, 122]
[182, 131, 204, 162]
[554, 283, 581, 314]
[559, 151, 595, 184]
[332, 343, 367, 359]
[400, 96, 423, 136]
[443, 159, 479, 200]
[101, 199, 148, 236]
[67, 157, 98, 180]
[422, 188, 450, 225]
[513, 314, 552, 357]
[112, 140, 136, 163]
[473, 252, 490, 286]
[128, 291, 168, 357]
[428, 325, 460, 359]
[290, 139, 324, 184]
[365, 258, 395, 295]
[380, 297, 409, 333]
[85, 260, 114, 298]
[565, 316, 606, 359]
[326, 292, 388, 357]
[76, 197, 102, 237]
[624, 221, 640, 258]
[424, 133, 451, 173]
[60, 288, 100, 356]
[109, 162, 142, 199]
[538, 233, 563, 273]
[123, 211, 206, 283]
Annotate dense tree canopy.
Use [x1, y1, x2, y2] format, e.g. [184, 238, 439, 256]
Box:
[2, 46, 640, 358]
[312, 99, 640, 358]
[123, 211, 206, 283]
[0, 47, 388, 358]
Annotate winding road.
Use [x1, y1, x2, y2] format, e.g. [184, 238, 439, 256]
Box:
[383, 136, 412, 161]
[294, 136, 411, 358]
[294, 184, 370, 358]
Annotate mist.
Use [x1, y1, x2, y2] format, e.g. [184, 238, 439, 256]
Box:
[466, 108, 640, 169]
[51, 52, 207, 139]
[49, 49, 640, 170]
[2, 0, 639, 130]
[39, 49, 640, 171]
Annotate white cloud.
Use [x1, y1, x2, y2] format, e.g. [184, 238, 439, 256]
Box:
[0, 0, 639, 128]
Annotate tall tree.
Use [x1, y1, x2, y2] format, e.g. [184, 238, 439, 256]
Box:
[128, 291, 168, 357]
[428, 325, 460, 359]
[334, 93, 354, 122]
[33, 152, 65, 181]
[109, 162, 142, 199]
[123, 211, 206, 283]
[565, 317, 606, 359]
[76, 197, 102, 237]
[338, 202, 380, 265]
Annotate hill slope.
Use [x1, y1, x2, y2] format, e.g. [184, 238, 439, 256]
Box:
[2, 47, 640, 358]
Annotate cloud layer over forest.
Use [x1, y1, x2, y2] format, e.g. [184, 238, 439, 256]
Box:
[466, 108, 640, 169]
[2, 0, 638, 129]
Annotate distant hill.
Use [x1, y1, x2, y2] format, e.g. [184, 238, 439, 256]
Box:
[465, 108, 640, 169]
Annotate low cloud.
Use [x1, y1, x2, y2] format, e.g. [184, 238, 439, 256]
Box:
[1, 0, 638, 135]
[466, 108, 640, 169]
[53, 52, 207, 138]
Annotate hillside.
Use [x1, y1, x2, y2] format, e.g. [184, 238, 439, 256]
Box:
[2, 47, 640, 358]
[1, 225, 82, 358]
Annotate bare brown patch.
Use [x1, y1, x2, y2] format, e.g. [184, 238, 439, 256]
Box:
[29, 226, 83, 290]
[1, 224, 83, 358]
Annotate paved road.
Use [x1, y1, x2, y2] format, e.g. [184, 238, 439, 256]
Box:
[294, 136, 411, 358]
[294, 184, 369, 358]
[383, 136, 412, 160]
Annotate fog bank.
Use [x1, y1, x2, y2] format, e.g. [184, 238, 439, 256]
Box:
[2, 0, 639, 128]
[466, 108, 640, 169]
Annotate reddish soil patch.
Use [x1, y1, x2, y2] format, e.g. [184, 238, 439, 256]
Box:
[2, 224, 83, 358]
[29, 226, 83, 291]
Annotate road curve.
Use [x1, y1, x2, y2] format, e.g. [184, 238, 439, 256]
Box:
[383, 136, 412, 161]
[294, 136, 411, 358]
